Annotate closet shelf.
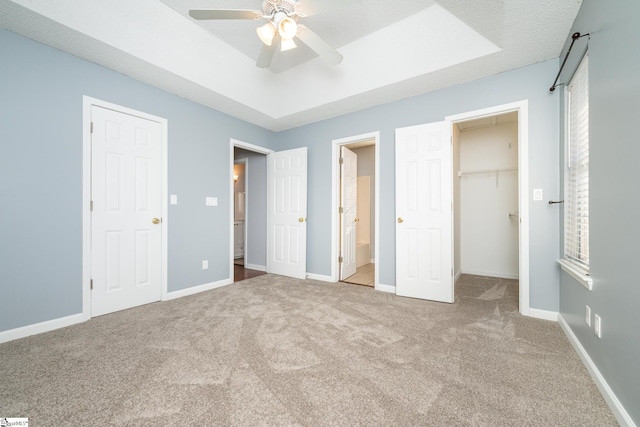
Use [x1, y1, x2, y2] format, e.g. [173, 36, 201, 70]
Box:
[457, 168, 517, 177]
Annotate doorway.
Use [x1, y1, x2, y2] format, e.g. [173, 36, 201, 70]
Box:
[447, 101, 529, 314]
[230, 140, 271, 283]
[332, 132, 380, 289]
[452, 112, 520, 305]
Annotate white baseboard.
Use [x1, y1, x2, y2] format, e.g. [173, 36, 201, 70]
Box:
[375, 283, 396, 293]
[461, 269, 519, 280]
[244, 263, 266, 272]
[306, 273, 333, 282]
[164, 278, 233, 301]
[528, 308, 559, 321]
[454, 270, 462, 283]
[370, 258, 375, 264]
[558, 315, 636, 427]
[0, 312, 87, 344]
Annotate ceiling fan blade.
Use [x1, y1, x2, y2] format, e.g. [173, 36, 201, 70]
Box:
[189, 9, 262, 20]
[297, 0, 362, 17]
[296, 27, 343, 66]
[257, 34, 280, 68]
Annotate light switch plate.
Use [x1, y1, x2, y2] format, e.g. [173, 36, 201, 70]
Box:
[533, 188, 543, 201]
[170, 194, 178, 205]
[206, 197, 218, 206]
[594, 314, 602, 338]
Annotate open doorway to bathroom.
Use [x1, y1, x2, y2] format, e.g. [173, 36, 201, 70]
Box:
[332, 132, 379, 289]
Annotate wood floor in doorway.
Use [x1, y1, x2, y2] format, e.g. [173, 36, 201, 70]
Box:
[342, 263, 374, 287]
[234, 264, 266, 282]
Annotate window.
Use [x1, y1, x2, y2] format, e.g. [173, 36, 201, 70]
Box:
[564, 54, 589, 271]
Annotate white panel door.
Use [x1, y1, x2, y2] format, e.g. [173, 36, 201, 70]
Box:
[267, 147, 308, 279]
[91, 106, 163, 316]
[395, 121, 453, 303]
[340, 146, 358, 280]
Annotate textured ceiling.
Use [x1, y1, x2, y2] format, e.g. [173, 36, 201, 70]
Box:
[0, 0, 583, 131]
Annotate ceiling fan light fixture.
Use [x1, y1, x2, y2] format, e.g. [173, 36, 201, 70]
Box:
[280, 38, 297, 52]
[256, 22, 276, 46]
[278, 16, 298, 40]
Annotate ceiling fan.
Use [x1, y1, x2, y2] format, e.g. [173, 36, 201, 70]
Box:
[189, 0, 361, 69]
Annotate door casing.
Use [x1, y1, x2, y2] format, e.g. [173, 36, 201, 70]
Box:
[229, 139, 274, 280]
[331, 131, 380, 289]
[446, 100, 530, 315]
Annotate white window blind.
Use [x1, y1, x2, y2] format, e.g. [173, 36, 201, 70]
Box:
[565, 54, 589, 270]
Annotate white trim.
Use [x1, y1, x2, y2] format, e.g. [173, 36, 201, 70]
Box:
[245, 263, 266, 272]
[446, 100, 530, 316]
[82, 96, 168, 316]
[331, 131, 380, 290]
[229, 139, 274, 284]
[164, 278, 233, 301]
[454, 270, 462, 283]
[376, 283, 396, 294]
[558, 258, 593, 290]
[0, 313, 86, 344]
[306, 273, 333, 282]
[528, 308, 559, 321]
[559, 315, 637, 427]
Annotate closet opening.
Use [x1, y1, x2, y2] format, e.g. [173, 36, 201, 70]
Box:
[452, 111, 521, 309]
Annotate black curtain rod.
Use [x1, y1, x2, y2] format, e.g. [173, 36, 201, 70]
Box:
[549, 32, 590, 92]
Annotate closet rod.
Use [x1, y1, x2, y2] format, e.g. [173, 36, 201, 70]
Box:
[549, 32, 589, 92]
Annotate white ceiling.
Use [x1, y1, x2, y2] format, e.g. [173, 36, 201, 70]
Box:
[0, 0, 582, 131]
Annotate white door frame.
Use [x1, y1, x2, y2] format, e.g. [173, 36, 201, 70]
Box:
[82, 96, 168, 319]
[331, 131, 380, 289]
[445, 100, 530, 316]
[229, 139, 274, 281]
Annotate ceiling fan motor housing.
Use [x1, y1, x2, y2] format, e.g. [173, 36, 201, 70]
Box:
[262, 0, 299, 17]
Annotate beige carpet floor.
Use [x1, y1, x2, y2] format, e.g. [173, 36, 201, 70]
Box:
[0, 274, 617, 426]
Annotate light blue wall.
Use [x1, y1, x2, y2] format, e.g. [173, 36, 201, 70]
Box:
[558, 0, 640, 423]
[0, 29, 275, 332]
[234, 148, 267, 269]
[1, 27, 563, 331]
[277, 60, 561, 311]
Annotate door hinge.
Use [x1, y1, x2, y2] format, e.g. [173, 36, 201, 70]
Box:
[90, 122, 94, 134]
[339, 207, 344, 213]
[90, 279, 93, 290]
[339, 157, 344, 164]
[90, 200, 93, 212]
[339, 256, 343, 263]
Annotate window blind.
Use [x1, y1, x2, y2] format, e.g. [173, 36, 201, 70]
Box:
[565, 54, 589, 270]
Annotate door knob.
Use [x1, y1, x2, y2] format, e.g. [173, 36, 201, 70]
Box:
[299, 217, 306, 222]
[152, 218, 161, 224]
[397, 217, 404, 223]
[355, 218, 360, 222]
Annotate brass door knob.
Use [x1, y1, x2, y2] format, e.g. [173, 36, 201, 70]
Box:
[397, 217, 404, 223]
[355, 218, 360, 222]
[152, 218, 161, 224]
[299, 217, 306, 222]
